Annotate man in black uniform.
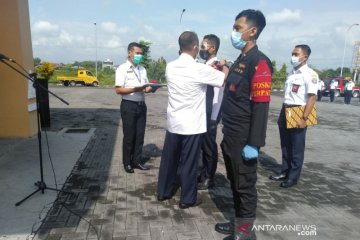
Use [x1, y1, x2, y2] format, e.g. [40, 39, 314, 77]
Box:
[215, 9, 272, 240]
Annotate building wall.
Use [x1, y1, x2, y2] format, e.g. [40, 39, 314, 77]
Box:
[0, 0, 37, 137]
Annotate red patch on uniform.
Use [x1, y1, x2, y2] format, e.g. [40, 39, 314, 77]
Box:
[251, 60, 272, 102]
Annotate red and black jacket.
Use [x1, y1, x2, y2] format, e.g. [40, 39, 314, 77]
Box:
[221, 45, 273, 147]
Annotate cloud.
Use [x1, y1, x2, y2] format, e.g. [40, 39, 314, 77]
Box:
[101, 21, 128, 34]
[267, 9, 302, 24]
[103, 36, 122, 48]
[32, 21, 59, 37]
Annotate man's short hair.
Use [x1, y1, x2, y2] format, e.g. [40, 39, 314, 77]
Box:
[295, 44, 311, 57]
[127, 42, 142, 52]
[236, 9, 266, 39]
[179, 31, 199, 52]
[203, 34, 220, 53]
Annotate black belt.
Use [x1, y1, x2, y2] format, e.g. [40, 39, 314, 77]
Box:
[283, 103, 301, 108]
[122, 99, 146, 106]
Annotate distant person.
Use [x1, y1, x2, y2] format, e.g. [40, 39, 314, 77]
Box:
[329, 79, 338, 102]
[317, 79, 324, 101]
[269, 44, 317, 188]
[157, 31, 228, 209]
[115, 42, 155, 173]
[197, 34, 224, 190]
[344, 80, 355, 104]
[215, 9, 273, 240]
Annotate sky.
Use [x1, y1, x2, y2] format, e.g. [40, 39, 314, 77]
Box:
[28, 0, 360, 70]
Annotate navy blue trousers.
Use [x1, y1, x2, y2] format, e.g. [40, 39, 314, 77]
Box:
[157, 131, 203, 204]
[278, 107, 307, 181]
[200, 120, 218, 180]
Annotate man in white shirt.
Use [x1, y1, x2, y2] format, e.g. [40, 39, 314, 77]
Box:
[197, 34, 224, 190]
[115, 42, 154, 173]
[157, 31, 228, 209]
[329, 79, 338, 102]
[317, 79, 324, 101]
[344, 80, 355, 104]
[269, 44, 317, 188]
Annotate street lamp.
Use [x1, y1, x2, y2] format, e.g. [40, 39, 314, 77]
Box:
[340, 23, 359, 77]
[94, 22, 98, 80]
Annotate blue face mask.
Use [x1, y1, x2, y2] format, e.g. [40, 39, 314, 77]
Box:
[133, 54, 143, 64]
[290, 56, 301, 68]
[231, 31, 247, 50]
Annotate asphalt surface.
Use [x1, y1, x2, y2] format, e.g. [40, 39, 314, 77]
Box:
[6, 86, 360, 240]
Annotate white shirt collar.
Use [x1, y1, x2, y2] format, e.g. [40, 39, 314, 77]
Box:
[206, 56, 218, 65]
[126, 59, 138, 70]
[179, 53, 196, 62]
[292, 63, 308, 74]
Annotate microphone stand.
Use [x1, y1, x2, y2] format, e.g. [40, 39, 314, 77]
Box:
[0, 59, 72, 206]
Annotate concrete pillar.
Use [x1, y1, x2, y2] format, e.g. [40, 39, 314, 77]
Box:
[0, 0, 37, 137]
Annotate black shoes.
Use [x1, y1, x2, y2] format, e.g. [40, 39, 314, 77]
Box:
[179, 198, 202, 209]
[132, 163, 150, 171]
[157, 195, 172, 201]
[215, 221, 234, 235]
[269, 173, 287, 181]
[280, 179, 297, 188]
[124, 165, 134, 173]
[198, 178, 214, 190]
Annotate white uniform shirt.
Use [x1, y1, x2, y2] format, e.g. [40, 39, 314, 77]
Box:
[330, 80, 338, 90]
[318, 80, 325, 91]
[115, 60, 149, 102]
[345, 81, 355, 91]
[166, 53, 225, 134]
[205, 57, 224, 121]
[283, 64, 318, 106]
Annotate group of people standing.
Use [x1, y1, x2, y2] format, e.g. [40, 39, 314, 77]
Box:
[115, 9, 318, 240]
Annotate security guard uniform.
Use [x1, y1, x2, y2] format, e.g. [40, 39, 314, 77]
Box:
[278, 64, 317, 182]
[115, 60, 149, 168]
[221, 45, 273, 218]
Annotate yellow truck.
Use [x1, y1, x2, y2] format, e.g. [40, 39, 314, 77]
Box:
[57, 69, 99, 87]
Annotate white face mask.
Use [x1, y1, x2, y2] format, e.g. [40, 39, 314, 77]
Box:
[290, 56, 301, 67]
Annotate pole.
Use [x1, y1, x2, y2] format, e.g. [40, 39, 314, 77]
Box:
[94, 22, 98, 81]
[340, 23, 359, 77]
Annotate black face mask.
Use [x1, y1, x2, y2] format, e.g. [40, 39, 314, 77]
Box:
[199, 49, 210, 60]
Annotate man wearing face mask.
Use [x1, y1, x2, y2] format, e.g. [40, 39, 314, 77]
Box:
[197, 34, 224, 190]
[157, 31, 228, 209]
[215, 10, 273, 240]
[269, 44, 317, 188]
[115, 42, 153, 173]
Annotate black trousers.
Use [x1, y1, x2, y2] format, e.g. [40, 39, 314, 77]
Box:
[330, 89, 335, 102]
[200, 120, 218, 180]
[120, 100, 147, 166]
[344, 90, 352, 104]
[317, 90, 322, 101]
[157, 131, 203, 204]
[221, 134, 258, 218]
[278, 107, 307, 181]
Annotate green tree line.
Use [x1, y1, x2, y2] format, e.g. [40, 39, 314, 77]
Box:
[34, 40, 356, 88]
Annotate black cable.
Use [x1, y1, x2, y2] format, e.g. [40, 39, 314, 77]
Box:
[43, 128, 58, 189]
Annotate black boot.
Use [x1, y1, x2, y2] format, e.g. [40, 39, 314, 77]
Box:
[223, 218, 256, 240]
[215, 221, 234, 235]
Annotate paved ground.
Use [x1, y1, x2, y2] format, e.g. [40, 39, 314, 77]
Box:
[3, 86, 360, 240]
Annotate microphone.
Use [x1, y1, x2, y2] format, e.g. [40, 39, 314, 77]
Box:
[0, 53, 14, 62]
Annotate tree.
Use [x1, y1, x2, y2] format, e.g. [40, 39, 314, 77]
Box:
[272, 63, 287, 89]
[34, 57, 41, 66]
[147, 57, 167, 82]
[139, 40, 151, 69]
[35, 62, 55, 80]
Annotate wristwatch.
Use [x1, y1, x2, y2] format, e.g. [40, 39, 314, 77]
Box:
[302, 115, 308, 121]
